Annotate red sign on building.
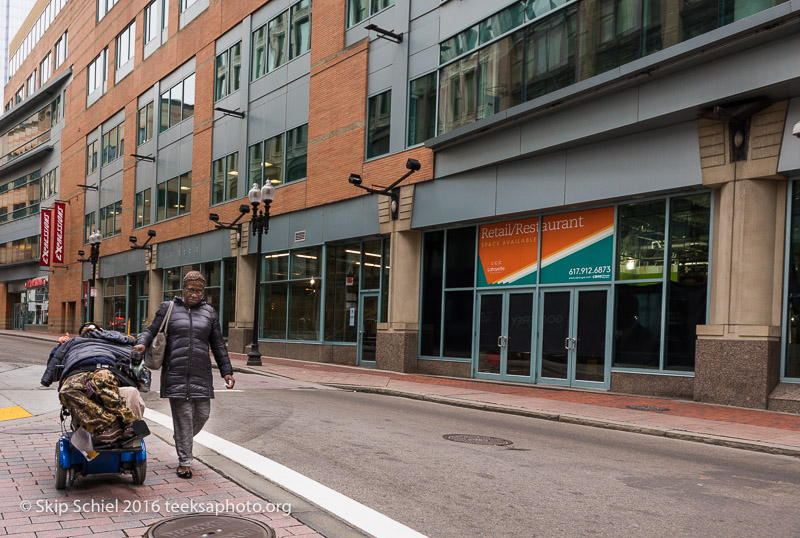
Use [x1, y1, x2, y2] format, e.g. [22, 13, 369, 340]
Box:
[53, 202, 65, 264]
[39, 209, 52, 267]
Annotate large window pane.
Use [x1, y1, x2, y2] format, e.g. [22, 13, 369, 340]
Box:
[268, 11, 288, 71]
[408, 73, 437, 146]
[169, 84, 182, 126]
[159, 90, 169, 132]
[440, 26, 479, 63]
[420, 231, 444, 355]
[524, 6, 577, 100]
[613, 283, 662, 368]
[261, 282, 288, 339]
[226, 152, 238, 200]
[367, 90, 391, 159]
[263, 134, 284, 185]
[212, 157, 224, 205]
[480, 1, 524, 43]
[290, 0, 311, 59]
[477, 33, 524, 121]
[166, 177, 179, 219]
[182, 74, 195, 120]
[443, 290, 473, 358]
[324, 243, 361, 342]
[445, 226, 475, 288]
[285, 124, 307, 183]
[289, 281, 320, 340]
[438, 52, 479, 134]
[214, 50, 228, 101]
[362, 240, 382, 290]
[179, 172, 191, 214]
[230, 42, 241, 93]
[577, 0, 644, 82]
[291, 247, 320, 279]
[787, 184, 800, 377]
[347, 0, 367, 27]
[617, 200, 666, 280]
[248, 142, 263, 186]
[251, 26, 267, 80]
[264, 252, 289, 281]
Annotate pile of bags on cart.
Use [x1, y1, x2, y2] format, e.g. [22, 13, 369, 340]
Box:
[41, 322, 151, 448]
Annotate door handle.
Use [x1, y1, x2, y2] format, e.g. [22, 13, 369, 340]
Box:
[502, 336, 508, 348]
[564, 337, 570, 350]
[498, 336, 503, 348]
[571, 337, 577, 350]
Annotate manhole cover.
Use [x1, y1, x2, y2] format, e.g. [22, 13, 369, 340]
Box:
[443, 434, 513, 446]
[147, 514, 275, 538]
[626, 405, 670, 412]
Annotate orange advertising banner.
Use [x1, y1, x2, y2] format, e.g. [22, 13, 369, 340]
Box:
[478, 217, 539, 286]
[540, 206, 615, 283]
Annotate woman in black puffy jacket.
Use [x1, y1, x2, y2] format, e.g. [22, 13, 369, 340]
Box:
[133, 271, 235, 479]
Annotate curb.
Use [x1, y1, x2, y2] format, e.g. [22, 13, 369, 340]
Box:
[162, 363, 800, 460]
[0, 331, 61, 343]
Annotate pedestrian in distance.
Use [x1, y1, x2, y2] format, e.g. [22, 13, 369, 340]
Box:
[132, 271, 235, 479]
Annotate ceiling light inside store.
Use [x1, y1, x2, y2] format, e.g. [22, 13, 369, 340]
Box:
[345, 250, 362, 255]
[263, 162, 273, 167]
[626, 260, 636, 270]
[228, 171, 238, 176]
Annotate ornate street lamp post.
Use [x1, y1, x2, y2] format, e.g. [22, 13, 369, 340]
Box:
[247, 182, 275, 366]
[78, 230, 103, 322]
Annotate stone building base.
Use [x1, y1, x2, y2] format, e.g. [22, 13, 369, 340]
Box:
[376, 330, 417, 373]
[610, 372, 694, 399]
[227, 328, 357, 365]
[416, 358, 471, 378]
[695, 338, 781, 409]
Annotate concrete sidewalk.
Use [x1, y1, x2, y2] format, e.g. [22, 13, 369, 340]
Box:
[225, 353, 800, 459]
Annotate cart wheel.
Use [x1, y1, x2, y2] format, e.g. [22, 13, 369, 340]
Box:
[55, 445, 67, 490]
[131, 459, 147, 485]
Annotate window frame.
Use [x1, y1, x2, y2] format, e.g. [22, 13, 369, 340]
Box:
[116, 20, 136, 69]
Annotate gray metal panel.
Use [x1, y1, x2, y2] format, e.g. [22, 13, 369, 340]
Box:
[0, 262, 44, 284]
[638, 32, 800, 122]
[99, 171, 123, 207]
[249, 91, 288, 142]
[135, 158, 156, 192]
[368, 37, 396, 76]
[99, 249, 145, 278]
[438, 0, 498, 38]
[520, 88, 640, 155]
[251, 0, 293, 28]
[322, 196, 380, 242]
[0, 212, 40, 244]
[156, 229, 230, 269]
[564, 122, 702, 205]
[100, 153, 123, 178]
[288, 207, 324, 246]
[410, 0, 439, 20]
[436, 124, 521, 178]
[367, 66, 393, 97]
[412, 168, 499, 228]
[258, 215, 291, 252]
[408, 46, 439, 80]
[496, 152, 568, 215]
[249, 65, 289, 104]
[408, 8, 439, 56]
[212, 116, 240, 159]
[180, 137, 193, 173]
[778, 97, 800, 173]
[285, 76, 310, 128]
[286, 52, 311, 83]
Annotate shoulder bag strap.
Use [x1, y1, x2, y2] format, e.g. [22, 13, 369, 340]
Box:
[158, 301, 175, 335]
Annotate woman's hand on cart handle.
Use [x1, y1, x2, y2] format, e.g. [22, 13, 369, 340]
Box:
[132, 344, 146, 354]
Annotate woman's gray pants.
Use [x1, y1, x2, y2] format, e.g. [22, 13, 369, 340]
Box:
[169, 398, 211, 466]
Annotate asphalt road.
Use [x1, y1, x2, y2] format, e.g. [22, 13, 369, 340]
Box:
[5, 335, 800, 537]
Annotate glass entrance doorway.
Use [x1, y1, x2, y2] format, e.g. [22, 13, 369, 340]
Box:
[476, 291, 534, 380]
[357, 293, 379, 366]
[539, 287, 610, 388]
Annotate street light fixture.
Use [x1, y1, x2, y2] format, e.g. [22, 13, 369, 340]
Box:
[247, 182, 276, 366]
[77, 229, 103, 322]
[347, 158, 421, 219]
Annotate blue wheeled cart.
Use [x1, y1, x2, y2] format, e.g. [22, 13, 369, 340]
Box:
[55, 425, 148, 490]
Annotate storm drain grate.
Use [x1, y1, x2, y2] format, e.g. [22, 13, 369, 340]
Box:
[147, 514, 274, 538]
[626, 405, 670, 412]
[443, 434, 513, 446]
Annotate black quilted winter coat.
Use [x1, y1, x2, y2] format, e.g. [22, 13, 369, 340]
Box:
[137, 297, 232, 399]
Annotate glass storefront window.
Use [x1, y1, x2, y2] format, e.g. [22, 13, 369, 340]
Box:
[785, 184, 800, 378]
[103, 276, 127, 333]
[324, 243, 361, 342]
[362, 240, 382, 290]
[613, 283, 661, 369]
[617, 200, 666, 280]
[261, 247, 322, 340]
[446, 227, 476, 288]
[420, 231, 444, 356]
[665, 194, 710, 371]
[408, 73, 437, 147]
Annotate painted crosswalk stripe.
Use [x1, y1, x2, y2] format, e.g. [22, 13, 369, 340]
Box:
[144, 408, 427, 538]
[0, 406, 32, 421]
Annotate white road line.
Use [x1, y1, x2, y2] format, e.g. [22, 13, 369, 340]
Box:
[144, 408, 427, 538]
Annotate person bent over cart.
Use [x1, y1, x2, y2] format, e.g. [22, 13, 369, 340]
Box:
[41, 322, 149, 445]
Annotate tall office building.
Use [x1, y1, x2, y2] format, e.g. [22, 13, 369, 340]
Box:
[2, 0, 800, 412]
[0, 0, 37, 91]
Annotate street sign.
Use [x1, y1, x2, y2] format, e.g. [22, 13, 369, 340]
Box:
[90, 287, 97, 297]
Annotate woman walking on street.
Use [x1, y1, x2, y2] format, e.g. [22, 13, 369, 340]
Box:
[133, 271, 235, 479]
